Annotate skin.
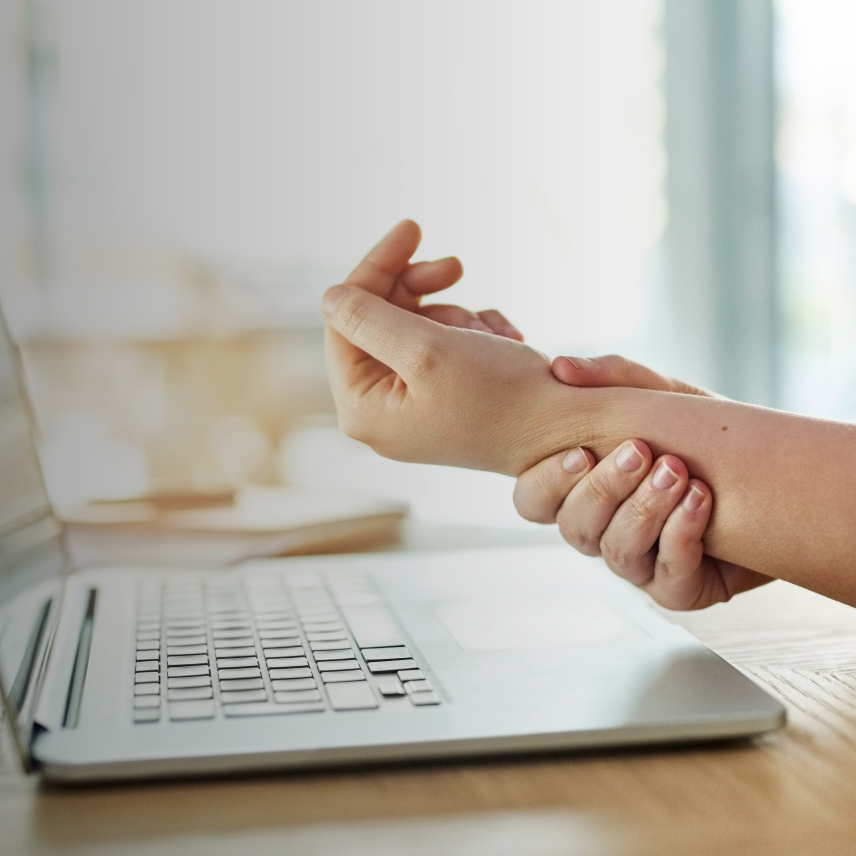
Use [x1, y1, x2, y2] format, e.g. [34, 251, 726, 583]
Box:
[323, 221, 856, 609]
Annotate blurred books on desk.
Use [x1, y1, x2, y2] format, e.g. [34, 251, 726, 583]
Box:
[60, 486, 407, 568]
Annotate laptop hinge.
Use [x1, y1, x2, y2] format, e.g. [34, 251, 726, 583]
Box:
[62, 589, 96, 728]
[32, 581, 92, 732]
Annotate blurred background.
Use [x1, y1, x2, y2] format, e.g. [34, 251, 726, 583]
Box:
[0, 0, 853, 529]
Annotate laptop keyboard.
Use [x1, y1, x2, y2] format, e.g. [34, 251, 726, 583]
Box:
[132, 571, 441, 723]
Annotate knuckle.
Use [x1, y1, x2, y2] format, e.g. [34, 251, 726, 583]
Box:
[599, 538, 633, 570]
[582, 468, 618, 508]
[337, 289, 371, 338]
[404, 335, 440, 384]
[513, 473, 556, 524]
[556, 514, 601, 556]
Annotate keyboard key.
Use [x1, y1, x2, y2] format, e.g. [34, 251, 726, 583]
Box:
[216, 667, 261, 680]
[167, 665, 210, 678]
[318, 660, 362, 672]
[165, 624, 205, 634]
[168, 676, 212, 689]
[367, 659, 417, 674]
[320, 671, 365, 683]
[339, 606, 404, 648]
[376, 677, 405, 696]
[136, 639, 160, 651]
[214, 646, 256, 658]
[134, 696, 160, 709]
[213, 637, 254, 649]
[168, 655, 208, 667]
[220, 689, 267, 704]
[136, 650, 159, 661]
[254, 620, 297, 630]
[301, 621, 343, 633]
[135, 672, 159, 684]
[135, 661, 159, 673]
[361, 647, 410, 661]
[134, 683, 160, 696]
[270, 686, 321, 703]
[168, 687, 213, 702]
[222, 702, 324, 717]
[398, 669, 424, 682]
[258, 629, 299, 640]
[166, 635, 206, 647]
[169, 700, 215, 721]
[167, 645, 207, 656]
[219, 677, 264, 691]
[268, 667, 313, 680]
[261, 646, 304, 657]
[326, 681, 378, 710]
[216, 657, 258, 669]
[133, 708, 160, 723]
[165, 627, 204, 639]
[265, 657, 309, 669]
[270, 678, 316, 691]
[409, 691, 441, 706]
[313, 650, 356, 662]
[305, 631, 348, 642]
[309, 640, 352, 652]
[405, 680, 433, 693]
[210, 621, 252, 632]
[213, 628, 256, 640]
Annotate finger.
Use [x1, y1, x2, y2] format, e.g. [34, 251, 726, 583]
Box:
[513, 447, 596, 524]
[397, 257, 464, 301]
[642, 480, 713, 609]
[598, 455, 690, 586]
[554, 440, 654, 556]
[329, 220, 424, 375]
[476, 309, 524, 341]
[323, 283, 442, 385]
[551, 354, 713, 397]
[419, 304, 493, 333]
[344, 219, 423, 299]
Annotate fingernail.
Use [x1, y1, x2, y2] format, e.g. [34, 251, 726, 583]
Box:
[565, 357, 595, 370]
[469, 319, 493, 333]
[683, 485, 705, 512]
[562, 447, 588, 474]
[653, 461, 679, 490]
[322, 284, 349, 315]
[616, 442, 643, 472]
[501, 324, 524, 341]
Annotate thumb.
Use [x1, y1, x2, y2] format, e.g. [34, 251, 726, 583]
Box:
[323, 283, 441, 384]
[551, 355, 717, 397]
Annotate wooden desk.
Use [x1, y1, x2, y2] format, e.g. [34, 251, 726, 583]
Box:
[3, 526, 856, 856]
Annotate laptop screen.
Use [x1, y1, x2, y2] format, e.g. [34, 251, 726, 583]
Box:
[0, 310, 66, 766]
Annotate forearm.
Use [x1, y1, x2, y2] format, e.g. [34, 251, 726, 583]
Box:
[522, 386, 856, 604]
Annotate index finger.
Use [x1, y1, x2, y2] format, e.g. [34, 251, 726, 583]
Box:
[344, 219, 423, 298]
[331, 219, 424, 372]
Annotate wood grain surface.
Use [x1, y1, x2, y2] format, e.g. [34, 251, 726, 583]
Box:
[3, 536, 856, 856]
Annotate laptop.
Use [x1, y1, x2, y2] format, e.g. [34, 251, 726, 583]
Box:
[0, 312, 784, 783]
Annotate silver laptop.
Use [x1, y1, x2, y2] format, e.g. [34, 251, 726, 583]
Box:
[0, 313, 784, 783]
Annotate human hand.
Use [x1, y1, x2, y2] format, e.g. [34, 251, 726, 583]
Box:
[347, 219, 523, 340]
[322, 222, 589, 475]
[548, 353, 719, 398]
[513, 440, 772, 609]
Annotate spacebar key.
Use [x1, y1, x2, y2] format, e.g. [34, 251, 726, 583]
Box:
[222, 702, 325, 717]
[339, 605, 404, 649]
